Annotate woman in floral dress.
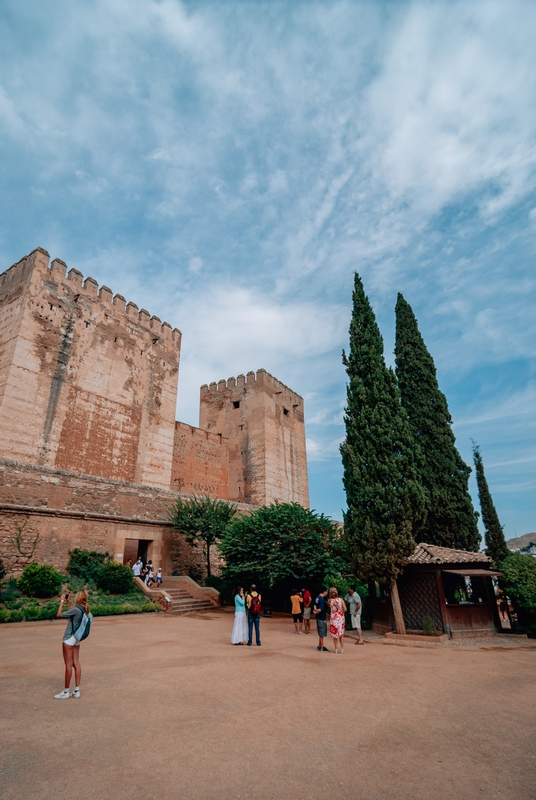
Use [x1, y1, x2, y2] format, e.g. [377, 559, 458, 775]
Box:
[328, 587, 347, 653]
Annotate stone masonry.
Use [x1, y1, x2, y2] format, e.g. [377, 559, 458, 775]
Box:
[0, 248, 309, 575]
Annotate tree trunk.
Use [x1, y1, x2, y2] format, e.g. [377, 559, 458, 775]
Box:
[206, 543, 211, 578]
[390, 579, 406, 635]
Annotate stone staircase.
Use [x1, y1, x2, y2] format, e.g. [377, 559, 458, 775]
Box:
[134, 574, 220, 615]
[160, 576, 219, 616]
[164, 586, 215, 615]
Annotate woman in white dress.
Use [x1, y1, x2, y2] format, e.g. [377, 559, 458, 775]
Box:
[231, 586, 248, 645]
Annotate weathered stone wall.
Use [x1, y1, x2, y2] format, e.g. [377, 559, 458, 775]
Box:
[199, 368, 309, 508]
[171, 421, 229, 499]
[0, 458, 252, 577]
[0, 248, 181, 489]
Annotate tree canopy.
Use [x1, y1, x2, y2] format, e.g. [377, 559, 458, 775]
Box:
[170, 495, 238, 578]
[219, 501, 344, 590]
[472, 442, 509, 564]
[394, 293, 480, 551]
[340, 274, 427, 586]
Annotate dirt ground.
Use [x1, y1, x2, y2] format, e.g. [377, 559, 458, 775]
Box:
[1, 610, 535, 800]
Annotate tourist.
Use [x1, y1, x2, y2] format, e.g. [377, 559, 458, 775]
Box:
[290, 589, 304, 634]
[155, 567, 163, 587]
[132, 558, 142, 579]
[301, 586, 312, 634]
[246, 584, 262, 646]
[345, 585, 364, 645]
[54, 590, 90, 699]
[313, 588, 330, 652]
[231, 586, 248, 645]
[146, 565, 155, 588]
[328, 587, 347, 653]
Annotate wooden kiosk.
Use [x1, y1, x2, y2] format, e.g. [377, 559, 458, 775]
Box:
[372, 543, 505, 639]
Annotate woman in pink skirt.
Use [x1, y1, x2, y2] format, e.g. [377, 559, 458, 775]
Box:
[328, 587, 347, 653]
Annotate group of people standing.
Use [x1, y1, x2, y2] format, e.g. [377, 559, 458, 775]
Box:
[231, 583, 365, 652]
[130, 558, 163, 589]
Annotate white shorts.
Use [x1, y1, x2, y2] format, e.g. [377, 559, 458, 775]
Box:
[63, 636, 80, 647]
[303, 607, 311, 620]
[351, 614, 362, 629]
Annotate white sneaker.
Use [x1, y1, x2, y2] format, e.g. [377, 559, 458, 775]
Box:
[71, 689, 80, 698]
[54, 689, 70, 699]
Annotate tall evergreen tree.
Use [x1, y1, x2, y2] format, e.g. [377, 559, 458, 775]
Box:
[472, 442, 509, 564]
[341, 274, 427, 633]
[394, 293, 480, 551]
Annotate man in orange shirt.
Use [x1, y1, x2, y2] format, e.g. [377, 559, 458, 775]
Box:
[290, 589, 304, 634]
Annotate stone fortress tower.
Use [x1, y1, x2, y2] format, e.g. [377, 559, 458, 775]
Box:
[200, 371, 309, 508]
[0, 248, 309, 574]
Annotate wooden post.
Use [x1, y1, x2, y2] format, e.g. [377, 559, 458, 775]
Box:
[390, 579, 406, 635]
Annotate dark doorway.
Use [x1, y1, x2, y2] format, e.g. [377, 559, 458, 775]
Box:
[137, 540, 150, 564]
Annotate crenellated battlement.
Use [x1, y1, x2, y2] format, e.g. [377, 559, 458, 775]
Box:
[200, 367, 303, 404]
[0, 247, 181, 345]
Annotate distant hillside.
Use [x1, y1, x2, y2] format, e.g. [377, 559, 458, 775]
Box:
[507, 533, 536, 552]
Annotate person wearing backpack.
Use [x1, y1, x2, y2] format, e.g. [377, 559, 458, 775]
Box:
[54, 589, 92, 699]
[246, 584, 262, 646]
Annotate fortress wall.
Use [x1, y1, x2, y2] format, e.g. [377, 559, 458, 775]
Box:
[170, 421, 229, 499]
[199, 368, 309, 507]
[0, 458, 253, 576]
[0, 249, 181, 489]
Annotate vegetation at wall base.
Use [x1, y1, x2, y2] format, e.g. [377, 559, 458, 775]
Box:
[394, 293, 480, 551]
[0, 557, 6, 582]
[0, 583, 158, 623]
[67, 548, 110, 582]
[340, 274, 427, 586]
[17, 563, 63, 598]
[97, 561, 135, 594]
[170, 495, 238, 578]
[472, 443, 509, 564]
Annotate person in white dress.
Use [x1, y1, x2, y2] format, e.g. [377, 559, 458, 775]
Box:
[231, 587, 248, 645]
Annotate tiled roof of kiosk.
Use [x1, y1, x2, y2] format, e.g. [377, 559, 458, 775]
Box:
[409, 543, 492, 565]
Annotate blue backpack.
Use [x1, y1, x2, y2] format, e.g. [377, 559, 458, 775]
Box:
[74, 606, 93, 642]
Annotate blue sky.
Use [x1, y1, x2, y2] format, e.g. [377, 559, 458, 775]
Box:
[1, 1, 535, 538]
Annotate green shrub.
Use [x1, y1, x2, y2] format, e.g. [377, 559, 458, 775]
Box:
[422, 616, 438, 635]
[0, 609, 24, 623]
[67, 548, 110, 582]
[0, 558, 6, 582]
[97, 561, 133, 594]
[0, 577, 20, 602]
[17, 563, 63, 598]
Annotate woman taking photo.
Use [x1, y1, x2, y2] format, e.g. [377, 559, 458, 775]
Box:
[231, 586, 248, 645]
[54, 589, 90, 699]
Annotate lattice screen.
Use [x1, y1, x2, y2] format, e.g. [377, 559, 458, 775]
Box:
[398, 572, 444, 631]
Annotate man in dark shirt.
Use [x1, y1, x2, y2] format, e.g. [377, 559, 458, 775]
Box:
[313, 588, 330, 652]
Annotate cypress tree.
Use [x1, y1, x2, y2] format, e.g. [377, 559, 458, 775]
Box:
[472, 442, 509, 564]
[341, 274, 427, 632]
[394, 293, 480, 551]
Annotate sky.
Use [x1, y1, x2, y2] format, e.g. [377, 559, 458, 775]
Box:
[1, 1, 535, 539]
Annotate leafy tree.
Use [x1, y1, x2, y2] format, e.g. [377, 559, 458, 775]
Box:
[499, 553, 536, 637]
[340, 275, 427, 632]
[219, 501, 343, 602]
[170, 495, 238, 578]
[17, 563, 63, 598]
[472, 442, 509, 564]
[394, 293, 480, 550]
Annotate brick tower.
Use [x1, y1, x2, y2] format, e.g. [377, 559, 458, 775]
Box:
[0, 248, 181, 489]
[199, 369, 309, 507]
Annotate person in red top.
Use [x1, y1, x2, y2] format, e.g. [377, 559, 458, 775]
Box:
[301, 586, 312, 634]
